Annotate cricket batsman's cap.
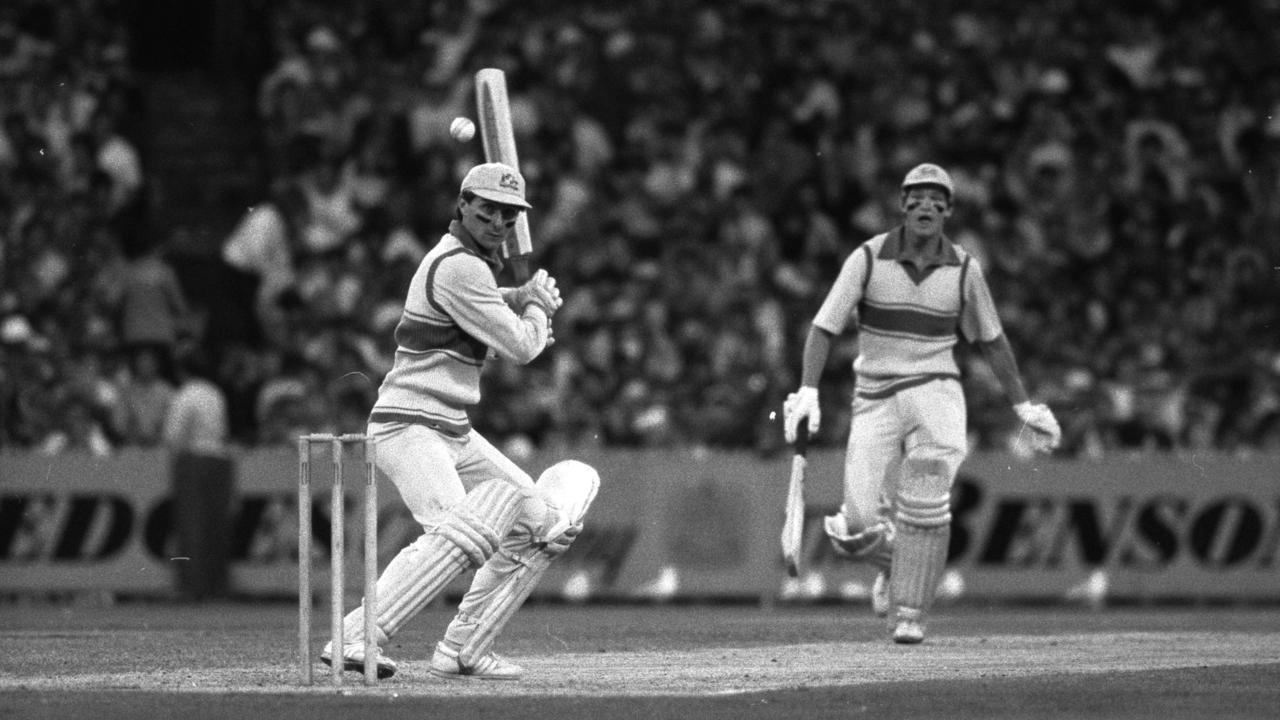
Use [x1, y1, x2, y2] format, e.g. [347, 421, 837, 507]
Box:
[461, 162, 532, 209]
[901, 163, 954, 198]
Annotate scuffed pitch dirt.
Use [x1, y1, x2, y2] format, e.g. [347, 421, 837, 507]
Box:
[3, 629, 1277, 696]
[2, 604, 1279, 718]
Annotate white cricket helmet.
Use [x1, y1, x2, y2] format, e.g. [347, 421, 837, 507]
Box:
[901, 163, 955, 199]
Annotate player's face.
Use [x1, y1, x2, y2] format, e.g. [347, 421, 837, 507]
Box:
[460, 197, 522, 251]
[900, 187, 952, 239]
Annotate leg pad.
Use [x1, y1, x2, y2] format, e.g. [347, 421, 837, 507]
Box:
[823, 510, 894, 571]
[890, 464, 952, 615]
[349, 479, 528, 640]
[890, 522, 950, 613]
[447, 461, 600, 666]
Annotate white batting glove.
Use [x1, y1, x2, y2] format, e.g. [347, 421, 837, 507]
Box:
[1014, 401, 1061, 452]
[534, 270, 563, 312]
[515, 269, 563, 317]
[783, 386, 820, 444]
[542, 523, 581, 556]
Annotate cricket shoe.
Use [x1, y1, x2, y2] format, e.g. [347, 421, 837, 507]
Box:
[320, 640, 398, 679]
[429, 641, 523, 680]
[871, 571, 891, 618]
[892, 607, 926, 645]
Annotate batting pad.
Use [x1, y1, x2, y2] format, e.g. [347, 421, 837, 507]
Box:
[445, 548, 555, 665]
[532, 460, 599, 544]
[447, 460, 600, 665]
[890, 522, 950, 613]
[823, 513, 894, 571]
[349, 479, 529, 641]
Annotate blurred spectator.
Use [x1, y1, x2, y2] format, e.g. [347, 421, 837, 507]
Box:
[164, 349, 234, 601]
[105, 233, 191, 381]
[253, 350, 318, 444]
[37, 389, 113, 456]
[89, 108, 143, 218]
[164, 350, 229, 459]
[6, 0, 1280, 459]
[297, 154, 361, 254]
[221, 183, 305, 338]
[0, 315, 53, 448]
[121, 346, 175, 447]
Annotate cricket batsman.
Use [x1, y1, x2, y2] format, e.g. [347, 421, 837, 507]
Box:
[783, 163, 1060, 643]
[322, 162, 599, 679]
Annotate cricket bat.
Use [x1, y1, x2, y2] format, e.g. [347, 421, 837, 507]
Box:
[475, 68, 533, 283]
[781, 423, 808, 578]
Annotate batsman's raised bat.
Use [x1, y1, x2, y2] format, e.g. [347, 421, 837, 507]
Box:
[781, 423, 808, 577]
[475, 68, 533, 283]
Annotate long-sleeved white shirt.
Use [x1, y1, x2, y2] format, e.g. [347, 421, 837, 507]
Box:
[369, 221, 548, 435]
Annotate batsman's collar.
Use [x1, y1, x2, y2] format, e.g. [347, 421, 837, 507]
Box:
[879, 226, 960, 267]
[449, 219, 504, 270]
[461, 162, 532, 209]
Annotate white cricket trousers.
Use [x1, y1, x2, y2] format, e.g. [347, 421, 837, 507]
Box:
[366, 421, 534, 530]
[842, 378, 968, 530]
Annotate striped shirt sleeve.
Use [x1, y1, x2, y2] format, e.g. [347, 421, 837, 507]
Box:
[958, 258, 1004, 343]
[432, 253, 549, 364]
[812, 244, 871, 335]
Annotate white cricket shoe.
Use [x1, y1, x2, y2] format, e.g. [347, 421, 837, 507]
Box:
[871, 571, 891, 618]
[320, 640, 398, 679]
[429, 641, 523, 680]
[892, 607, 925, 644]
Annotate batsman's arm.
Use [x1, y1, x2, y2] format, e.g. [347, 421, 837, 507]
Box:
[796, 243, 868, 388]
[799, 325, 835, 388]
[962, 258, 1030, 406]
[783, 325, 834, 443]
[978, 333, 1061, 450]
[786, 249, 867, 437]
[976, 334, 1030, 407]
[438, 255, 550, 364]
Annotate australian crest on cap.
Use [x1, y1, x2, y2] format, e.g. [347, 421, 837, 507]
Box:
[499, 173, 521, 192]
[902, 162, 954, 195]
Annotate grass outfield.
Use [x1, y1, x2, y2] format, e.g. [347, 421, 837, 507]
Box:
[1, 601, 1278, 719]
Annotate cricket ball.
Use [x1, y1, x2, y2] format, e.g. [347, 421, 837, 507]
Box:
[450, 117, 475, 143]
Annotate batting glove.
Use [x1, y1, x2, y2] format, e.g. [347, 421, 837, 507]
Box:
[514, 269, 563, 317]
[1014, 401, 1061, 452]
[542, 523, 581, 556]
[783, 386, 820, 444]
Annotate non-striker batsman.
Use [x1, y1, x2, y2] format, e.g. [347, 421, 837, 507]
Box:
[783, 163, 1060, 643]
[321, 162, 599, 680]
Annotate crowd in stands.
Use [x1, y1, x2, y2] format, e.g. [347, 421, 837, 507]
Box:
[0, 0, 173, 455]
[3, 0, 1280, 460]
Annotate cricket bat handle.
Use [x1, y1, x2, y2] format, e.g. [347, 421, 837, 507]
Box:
[508, 249, 532, 285]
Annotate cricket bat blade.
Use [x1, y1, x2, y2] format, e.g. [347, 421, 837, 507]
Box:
[781, 424, 808, 577]
[475, 68, 533, 281]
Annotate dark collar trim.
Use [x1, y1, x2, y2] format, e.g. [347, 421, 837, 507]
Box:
[877, 226, 961, 267]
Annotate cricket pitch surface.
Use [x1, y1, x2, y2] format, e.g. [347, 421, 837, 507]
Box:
[2, 602, 1278, 719]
